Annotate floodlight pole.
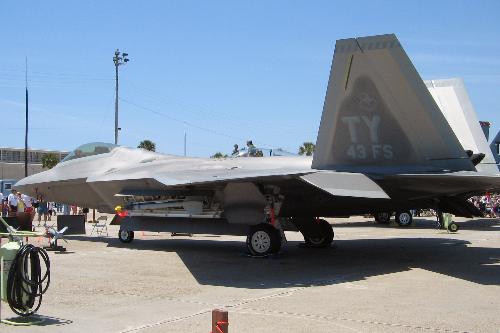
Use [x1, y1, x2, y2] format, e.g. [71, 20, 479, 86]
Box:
[113, 49, 130, 145]
[25, 57, 29, 177]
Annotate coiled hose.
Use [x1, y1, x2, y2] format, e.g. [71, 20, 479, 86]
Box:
[6, 244, 51, 316]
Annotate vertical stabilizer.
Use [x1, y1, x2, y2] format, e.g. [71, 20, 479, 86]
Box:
[425, 78, 499, 174]
[312, 34, 474, 174]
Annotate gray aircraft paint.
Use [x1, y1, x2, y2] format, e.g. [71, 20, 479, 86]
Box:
[13, 34, 500, 221]
[425, 78, 499, 174]
[312, 34, 474, 173]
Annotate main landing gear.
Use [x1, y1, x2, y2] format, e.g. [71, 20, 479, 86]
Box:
[303, 219, 334, 248]
[246, 223, 282, 256]
[374, 212, 391, 224]
[290, 217, 334, 249]
[395, 211, 413, 226]
[373, 211, 413, 227]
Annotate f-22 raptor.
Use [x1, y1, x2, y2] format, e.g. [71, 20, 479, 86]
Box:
[15, 34, 500, 256]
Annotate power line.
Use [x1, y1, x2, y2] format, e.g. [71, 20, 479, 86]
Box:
[119, 97, 246, 142]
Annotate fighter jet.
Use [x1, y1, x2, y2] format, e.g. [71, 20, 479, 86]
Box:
[15, 34, 500, 256]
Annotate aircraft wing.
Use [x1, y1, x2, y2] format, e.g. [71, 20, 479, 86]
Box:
[87, 159, 390, 200]
[87, 160, 313, 187]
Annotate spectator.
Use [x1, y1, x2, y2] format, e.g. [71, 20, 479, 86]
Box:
[47, 202, 54, 221]
[37, 195, 48, 226]
[1, 199, 7, 217]
[21, 194, 35, 221]
[16, 192, 25, 213]
[63, 204, 70, 215]
[7, 189, 18, 217]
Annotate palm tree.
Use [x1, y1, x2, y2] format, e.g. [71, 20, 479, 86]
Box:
[211, 152, 227, 159]
[138, 140, 156, 152]
[298, 142, 315, 156]
[41, 153, 59, 169]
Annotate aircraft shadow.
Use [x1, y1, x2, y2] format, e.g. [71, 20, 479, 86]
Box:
[1, 315, 72, 326]
[332, 217, 500, 232]
[66, 235, 500, 289]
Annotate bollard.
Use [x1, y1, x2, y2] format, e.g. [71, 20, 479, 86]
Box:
[211, 309, 228, 333]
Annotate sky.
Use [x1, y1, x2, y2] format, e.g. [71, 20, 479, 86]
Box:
[1, 1, 499, 157]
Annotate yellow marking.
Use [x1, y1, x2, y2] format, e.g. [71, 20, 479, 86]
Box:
[344, 54, 354, 90]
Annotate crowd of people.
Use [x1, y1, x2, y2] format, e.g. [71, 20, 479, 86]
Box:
[469, 193, 500, 217]
[0, 189, 85, 226]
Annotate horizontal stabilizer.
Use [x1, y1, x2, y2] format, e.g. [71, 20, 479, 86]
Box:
[313, 34, 474, 174]
[301, 171, 389, 199]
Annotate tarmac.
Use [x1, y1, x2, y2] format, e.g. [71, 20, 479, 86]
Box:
[0, 215, 499, 332]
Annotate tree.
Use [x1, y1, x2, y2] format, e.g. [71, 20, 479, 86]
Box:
[41, 153, 59, 169]
[298, 142, 315, 156]
[138, 140, 156, 152]
[211, 152, 227, 159]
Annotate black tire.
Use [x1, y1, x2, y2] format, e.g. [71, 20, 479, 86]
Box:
[118, 229, 134, 243]
[246, 224, 281, 256]
[374, 212, 391, 224]
[395, 211, 413, 227]
[448, 222, 459, 233]
[304, 219, 334, 248]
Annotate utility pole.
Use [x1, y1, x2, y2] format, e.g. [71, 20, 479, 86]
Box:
[24, 57, 28, 177]
[113, 49, 130, 145]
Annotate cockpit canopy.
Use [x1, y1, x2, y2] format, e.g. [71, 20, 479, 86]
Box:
[61, 142, 118, 162]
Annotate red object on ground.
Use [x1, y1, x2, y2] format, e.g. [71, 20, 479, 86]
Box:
[211, 309, 228, 333]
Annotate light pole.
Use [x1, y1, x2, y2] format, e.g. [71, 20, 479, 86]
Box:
[113, 49, 130, 145]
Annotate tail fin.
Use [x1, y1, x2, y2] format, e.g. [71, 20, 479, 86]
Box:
[425, 78, 499, 174]
[312, 34, 475, 174]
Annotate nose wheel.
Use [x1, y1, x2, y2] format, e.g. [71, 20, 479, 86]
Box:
[118, 229, 134, 243]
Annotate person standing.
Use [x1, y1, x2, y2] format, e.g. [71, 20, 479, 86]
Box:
[63, 203, 70, 215]
[37, 195, 48, 226]
[0, 192, 4, 217]
[7, 189, 18, 216]
[47, 201, 54, 221]
[16, 192, 25, 213]
[22, 193, 35, 225]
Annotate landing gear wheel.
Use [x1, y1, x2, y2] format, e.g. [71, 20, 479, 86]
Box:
[246, 224, 281, 256]
[304, 219, 334, 248]
[374, 212, 391, 224]
[448, 222, 459, 233]
[118, 229, 134, 243]
[395, 211, 413, 227]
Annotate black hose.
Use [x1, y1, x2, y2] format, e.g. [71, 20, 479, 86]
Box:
[6, 244, 51, 316]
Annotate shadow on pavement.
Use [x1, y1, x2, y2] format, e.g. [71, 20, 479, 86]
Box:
[66, 234, 500, 289]
[1, 315, 72, 326]
[332, 217, 500, 232]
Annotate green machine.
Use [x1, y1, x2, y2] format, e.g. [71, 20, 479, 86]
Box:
[443, 213, 459, 232]
[0, 216, 51, 317]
